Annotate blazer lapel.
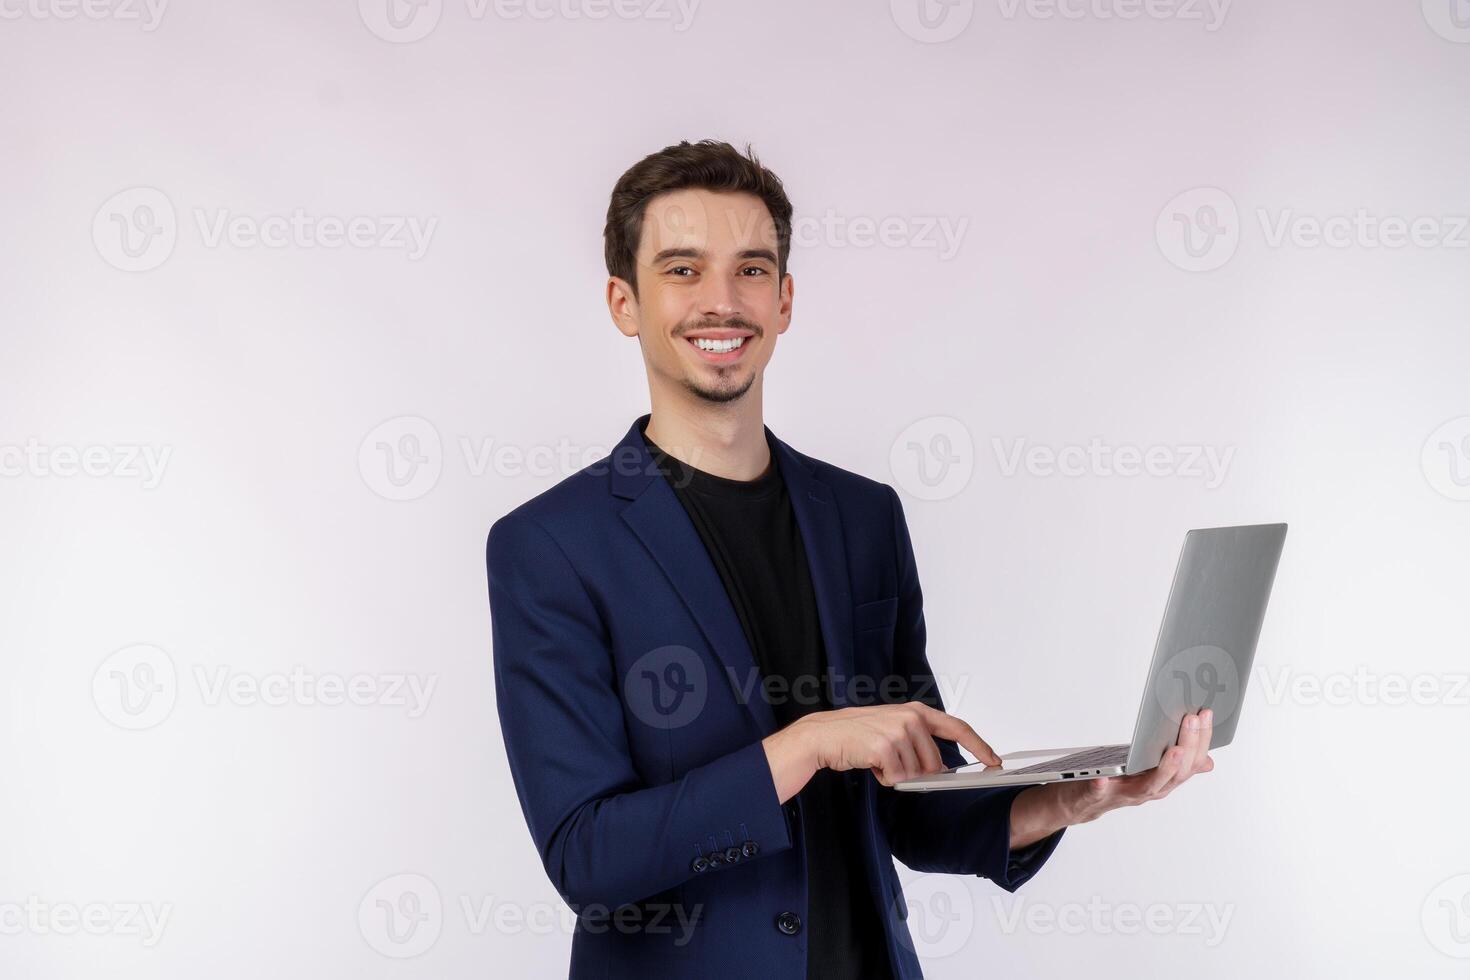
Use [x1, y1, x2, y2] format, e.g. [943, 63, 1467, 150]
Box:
[770, 432, 857, 708]
[611, 417, 858, 732]
[613, 418, 779, 736]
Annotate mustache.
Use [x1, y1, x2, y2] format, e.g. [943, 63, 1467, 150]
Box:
[677, 317, 762, 337]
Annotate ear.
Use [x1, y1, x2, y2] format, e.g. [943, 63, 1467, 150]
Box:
[607, 276, 640, 338]
[775, 272, 794, 336]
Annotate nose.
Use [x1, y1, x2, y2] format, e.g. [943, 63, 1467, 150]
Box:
[696, 270, 741, 322]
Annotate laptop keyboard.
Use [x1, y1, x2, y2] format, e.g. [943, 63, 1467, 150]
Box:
[1006, 744, 1130, 775]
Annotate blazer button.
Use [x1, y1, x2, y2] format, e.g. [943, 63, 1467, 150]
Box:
[691, 856, 709, 873]
[707, 850, 725, 868]
[724, 847, 742, 864]
[741, 840, 759, 858]
[776, 911, 802, 936]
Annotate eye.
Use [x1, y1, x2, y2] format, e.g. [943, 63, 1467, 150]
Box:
[739, 266, 769, 277]
[667, 265, 695, 277]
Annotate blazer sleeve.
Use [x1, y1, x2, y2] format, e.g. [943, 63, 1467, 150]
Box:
[871, 486, 1065, 892]
[487, 513, 793, 912]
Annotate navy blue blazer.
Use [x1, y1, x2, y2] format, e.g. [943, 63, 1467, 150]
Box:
[487, 415, 1063, 979]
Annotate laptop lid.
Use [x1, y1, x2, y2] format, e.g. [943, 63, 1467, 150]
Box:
[1124, 523, 1288, 773]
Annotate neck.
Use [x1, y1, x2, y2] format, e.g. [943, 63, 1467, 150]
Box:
[644, 385, 771, 481]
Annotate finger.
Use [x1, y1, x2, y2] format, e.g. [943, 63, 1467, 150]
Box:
[905, 719, 940, 775]
[1142, 746, 1184, 797]
[1164, 713, 1200, 790]
[914, 704, 1001, 766]
[1191, 709, 1214, 773]
[1169, 711, 1209, 789]
[1110, 770, 1154, 798]
[874, 742, 902, 786]
[905, 717, 945, 774]
[891, 734, 921, 783]
[1174, 710, 1200, 752]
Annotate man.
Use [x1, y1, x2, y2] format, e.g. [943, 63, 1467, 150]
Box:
[486, 140, 1216, 979]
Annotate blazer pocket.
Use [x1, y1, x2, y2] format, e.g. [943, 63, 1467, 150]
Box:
[854, 596, 899, 632]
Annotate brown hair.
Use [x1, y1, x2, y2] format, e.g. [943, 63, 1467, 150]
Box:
[603, 139, 794, 295]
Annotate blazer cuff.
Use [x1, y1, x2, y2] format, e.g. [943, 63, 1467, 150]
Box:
[988, 789, 1065, 893]
[684, 739, 793, 863]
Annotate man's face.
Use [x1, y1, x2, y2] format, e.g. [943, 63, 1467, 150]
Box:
[610, 188, 792, 405]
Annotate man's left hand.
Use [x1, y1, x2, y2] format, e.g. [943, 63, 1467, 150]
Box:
[1010, 708, 1216, 848]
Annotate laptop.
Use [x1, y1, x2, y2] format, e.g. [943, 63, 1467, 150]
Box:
[895, 523, 1287, 792]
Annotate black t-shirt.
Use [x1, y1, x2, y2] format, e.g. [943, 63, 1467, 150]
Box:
[642, 421, 895, 980]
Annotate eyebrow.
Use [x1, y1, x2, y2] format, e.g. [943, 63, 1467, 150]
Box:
[650, 247, 780, 266]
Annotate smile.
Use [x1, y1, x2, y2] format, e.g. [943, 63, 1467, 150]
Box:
[683, 333, 754, 364]
[690, 337, 746, 353]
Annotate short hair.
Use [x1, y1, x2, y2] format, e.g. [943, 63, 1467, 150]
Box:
[603, 139, 794, 295]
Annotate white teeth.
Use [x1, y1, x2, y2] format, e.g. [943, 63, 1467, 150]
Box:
[691, 337, 746, 353]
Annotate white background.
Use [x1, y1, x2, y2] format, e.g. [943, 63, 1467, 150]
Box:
[3, 0, 1468, 976]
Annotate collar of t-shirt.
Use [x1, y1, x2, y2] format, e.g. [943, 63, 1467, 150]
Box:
[639, 425, 782, 501]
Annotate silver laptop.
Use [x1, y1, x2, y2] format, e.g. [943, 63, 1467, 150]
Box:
[896, 523, 1287, 792]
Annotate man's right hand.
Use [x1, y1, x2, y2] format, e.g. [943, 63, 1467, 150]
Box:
[761, 702, 1001, 803]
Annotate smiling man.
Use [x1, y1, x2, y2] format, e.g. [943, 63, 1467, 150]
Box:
[486, 139, 1216, 980]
